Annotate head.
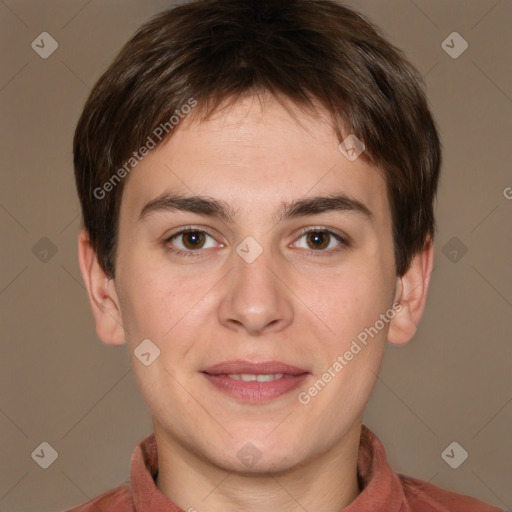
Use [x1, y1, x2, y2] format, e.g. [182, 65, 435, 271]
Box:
[75, 0, 440, 473]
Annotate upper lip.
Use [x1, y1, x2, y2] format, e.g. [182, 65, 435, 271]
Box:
[202, 360, 308, 375]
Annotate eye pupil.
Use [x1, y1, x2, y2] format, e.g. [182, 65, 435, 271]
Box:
[307, 232, 329, 250]
[183, 231, 204, 249]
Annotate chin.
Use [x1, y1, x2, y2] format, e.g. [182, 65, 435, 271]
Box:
[210, 432, 309, 474]
[215, 448, 304, 476]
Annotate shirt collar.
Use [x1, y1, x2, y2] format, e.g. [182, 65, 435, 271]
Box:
[130, 424, 405, 511]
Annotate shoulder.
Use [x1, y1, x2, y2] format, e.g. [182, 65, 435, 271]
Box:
[65, 482, 133, 512]
[398, 474, 505, 512]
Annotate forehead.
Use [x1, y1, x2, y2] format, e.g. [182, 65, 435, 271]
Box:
[120, 95, 390, 227]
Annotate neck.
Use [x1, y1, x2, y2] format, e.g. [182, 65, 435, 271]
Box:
[154, 421, 362, 512]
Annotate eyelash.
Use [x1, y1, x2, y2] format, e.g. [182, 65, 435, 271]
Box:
[163, 226, 350, 259]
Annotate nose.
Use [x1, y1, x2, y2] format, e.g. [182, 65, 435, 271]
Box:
[217, 242, 294, 336]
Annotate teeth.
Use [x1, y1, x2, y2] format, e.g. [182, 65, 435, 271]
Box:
[227, 373, 285, 382]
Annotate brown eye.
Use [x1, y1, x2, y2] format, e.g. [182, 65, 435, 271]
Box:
[305, 231, 330, 250]
[293, 228, 349, 255]
[181, 231, 206, 250]
[165, 228, 218, 256]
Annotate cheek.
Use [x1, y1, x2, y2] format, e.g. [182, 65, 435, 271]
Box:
[301, 261, 393, 348]
[117, 262, 180, 346]
[297, 268, 391, 421]
[118, 259, 217, 363]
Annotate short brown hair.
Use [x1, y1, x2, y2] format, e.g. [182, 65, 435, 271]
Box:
[73, 0, 441, 278]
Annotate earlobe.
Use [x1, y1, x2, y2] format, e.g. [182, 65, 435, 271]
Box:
[387, 240, 434, 346]
[77, 228, 126, 346]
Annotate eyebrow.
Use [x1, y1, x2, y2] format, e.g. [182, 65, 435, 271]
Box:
[137, 191, 373, 225]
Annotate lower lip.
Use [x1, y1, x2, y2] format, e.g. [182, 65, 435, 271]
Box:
[202, 373, 309, 403]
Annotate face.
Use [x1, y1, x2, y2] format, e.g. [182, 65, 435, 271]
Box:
[110, 95, 399, 473]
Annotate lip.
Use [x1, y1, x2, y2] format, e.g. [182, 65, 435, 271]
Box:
[201, 360, 310, 403]
[202, 360, 308, 375]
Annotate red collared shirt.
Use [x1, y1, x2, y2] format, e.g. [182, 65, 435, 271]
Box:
[66, 425, 504, 511]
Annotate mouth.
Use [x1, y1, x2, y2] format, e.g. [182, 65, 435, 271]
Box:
[201, 360, 310, 403]
[225, 373, 286, 382]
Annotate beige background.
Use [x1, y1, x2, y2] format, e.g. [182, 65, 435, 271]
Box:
[0, 0, 511, 511]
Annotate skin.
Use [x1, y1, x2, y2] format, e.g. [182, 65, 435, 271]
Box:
[78, 93, 434, 512]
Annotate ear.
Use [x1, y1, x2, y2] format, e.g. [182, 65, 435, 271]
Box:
[77, 228, 126, 346]
[387, 239, 434, 345]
